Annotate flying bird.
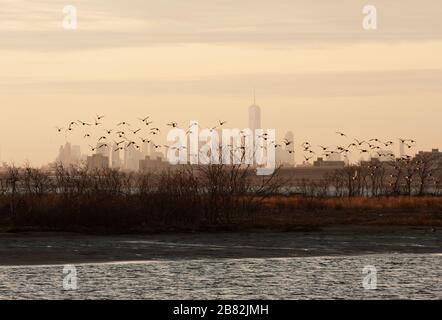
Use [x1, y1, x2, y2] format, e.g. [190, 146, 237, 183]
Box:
[78, 120, 92, 126]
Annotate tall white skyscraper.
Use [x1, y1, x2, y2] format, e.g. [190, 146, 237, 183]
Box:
[248, 91, 262, 132]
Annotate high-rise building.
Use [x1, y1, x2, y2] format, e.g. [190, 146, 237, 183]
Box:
[96, 143, 111, 167]
[283, 131, 295, 167]
[56, 142, 81, 166]
[399, 139, 405, 157]
[248, 91, 262, 132]
[87, 154, 109, 170]
[111, 143, 122, 169]
[124, 144, 143, 171]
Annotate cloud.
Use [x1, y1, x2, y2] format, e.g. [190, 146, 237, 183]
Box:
[1, 0, 442, 50]
[2, 69, 442, 97]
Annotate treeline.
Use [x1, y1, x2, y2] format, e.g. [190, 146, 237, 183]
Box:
[294, 154, 442, 197]
[0, 163, 282, 232]
[0, 154, 441, 233]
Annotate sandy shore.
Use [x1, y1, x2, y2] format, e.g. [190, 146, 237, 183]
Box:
[0, 226, 440, 266]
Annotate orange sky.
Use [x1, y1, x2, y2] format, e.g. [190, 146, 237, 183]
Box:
[1, 0, 442, 165]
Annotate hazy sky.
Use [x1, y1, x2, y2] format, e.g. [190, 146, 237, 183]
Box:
[1, 0, 442, 165]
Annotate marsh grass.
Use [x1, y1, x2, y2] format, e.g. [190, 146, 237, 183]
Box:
[0, 163, 440, 233]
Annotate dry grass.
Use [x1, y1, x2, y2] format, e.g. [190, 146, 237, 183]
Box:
[257, 195, 442, 228]
[0, 164, 441, 233]
[263, 195, 442, 211]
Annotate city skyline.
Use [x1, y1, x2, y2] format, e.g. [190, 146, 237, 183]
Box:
[48, 101, 437, 172]
[1, 0, 442, 165]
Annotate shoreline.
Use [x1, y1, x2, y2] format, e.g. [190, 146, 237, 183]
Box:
[0, 226, 440, 266]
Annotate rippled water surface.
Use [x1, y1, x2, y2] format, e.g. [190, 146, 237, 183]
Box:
[0, 230, 440, 299]
[0, 254, 440, 300]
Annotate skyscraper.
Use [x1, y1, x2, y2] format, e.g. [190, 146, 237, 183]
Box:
[112, 143, 122, 169]
[284, 131, 295, 166]
[56, 142, 81, 166]
[248, 91, 262, 132]
[96, 143, 111, 167]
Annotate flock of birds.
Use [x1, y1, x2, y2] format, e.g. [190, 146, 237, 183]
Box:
[56, 115, 232, 153]
[56, 116, 416, 163]
[296, 132, 416, 163]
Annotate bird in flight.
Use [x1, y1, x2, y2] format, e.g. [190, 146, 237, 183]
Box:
[130, 128, 142, 135]
[336, 132, 347, 137]
[117, 121, 130, 126]
[138, 116, 150, 122]
[78, 120, 92, 126]
[139, 137, 151, 143]
[55, 126, 64, 133]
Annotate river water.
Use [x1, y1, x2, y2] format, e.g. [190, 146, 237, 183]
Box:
[0, 230, 440, 299]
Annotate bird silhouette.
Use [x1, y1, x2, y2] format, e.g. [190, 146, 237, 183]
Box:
[138, 116, 150, 122]
[130, 128, 142, 135]
[78, 120, 92, 126]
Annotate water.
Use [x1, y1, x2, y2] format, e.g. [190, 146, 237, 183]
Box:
[0, 254, 440, 299]
[0, 230, 440, 299]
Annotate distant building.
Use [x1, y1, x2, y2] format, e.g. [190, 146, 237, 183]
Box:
[283, 131, 295, 167]
[417, 149, 442, 158]
[139, 156, 169, 172]
[87, 154, 109, 170]
[124, 144, 143, 171]
[327, 152, 342, 162]
[248, 96, 261, 133]
[111, 143, 122, 169]
[314, 157, 345, 168]
[416, 149, 442, 165]
[96, 143, 111, 167]
[57, 142, 81, 167]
